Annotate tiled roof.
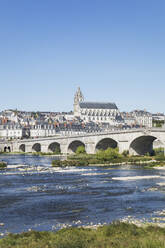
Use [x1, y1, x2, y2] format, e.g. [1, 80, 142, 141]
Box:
[79, 102, 118, 110]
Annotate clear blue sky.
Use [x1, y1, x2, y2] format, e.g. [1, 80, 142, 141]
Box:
[0, 0, 164, 113]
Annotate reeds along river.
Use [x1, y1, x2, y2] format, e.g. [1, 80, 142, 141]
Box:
[0, 154, 165, 236]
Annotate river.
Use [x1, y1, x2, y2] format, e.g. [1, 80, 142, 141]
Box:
[0, 154, 165, 235]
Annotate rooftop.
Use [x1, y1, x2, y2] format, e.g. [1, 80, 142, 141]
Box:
[79, 102, 118, 110]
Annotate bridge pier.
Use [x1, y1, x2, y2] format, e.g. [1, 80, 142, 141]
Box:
[85, 142, 95, 154]
[41, 144, 48, 153]
[60, 144, 68, 154]
[118, 141, 129, 154]
[25, 144, 33, 153]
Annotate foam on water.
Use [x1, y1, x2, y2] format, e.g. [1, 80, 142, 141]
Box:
[7, 164, 27, 169]
[157, 182, 165, 186]
[26, 184, 77, 193]
[112, 175, 161, 181]
[153, 166, 165, 170]
[51, 167, 97, 173]
[0, 164, 99, 177]
[81, 172, 109, 176]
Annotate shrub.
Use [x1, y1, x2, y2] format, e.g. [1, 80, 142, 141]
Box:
[155, 155, 165, 162]
[0, 161, 7, 169]
[76, 146, 86, 154]
[88, 158, 101, 164]
[51, 160, 62, 166]
[53, 147, 61, 154]
[122, 150, 129, 157]
[96, 149, 106, 162]
[96, 148, 122, 162]
[52, 159, 88, 167]
[68, 154, 94, 161]
[105, 148, 122, 160]
[154, 148, 164, 156]
[77, 160, 89, 166]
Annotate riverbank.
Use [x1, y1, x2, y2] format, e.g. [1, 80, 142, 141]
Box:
[1, 222, 165, 248]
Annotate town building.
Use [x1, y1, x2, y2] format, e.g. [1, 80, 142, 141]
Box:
[0, 124, 24, 139]
[152, 113, 165, 121]
[131, 110, 153, 128]
[30, 124, 58, 138]
[121, 110, 153, 128]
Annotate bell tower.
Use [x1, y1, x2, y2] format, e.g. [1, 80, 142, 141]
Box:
[74, 87, 84, 116]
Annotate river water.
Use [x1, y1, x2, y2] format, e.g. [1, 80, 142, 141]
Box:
[0, 154, 165, 235]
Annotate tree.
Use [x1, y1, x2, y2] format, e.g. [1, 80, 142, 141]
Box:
[96, 148, 121, 162]
[54, 147, 61, 154]
[76, 146, 86, 154]
[122, 150, 129, 157]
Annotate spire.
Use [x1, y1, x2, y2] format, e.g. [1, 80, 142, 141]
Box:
[74, 87, 84, 103]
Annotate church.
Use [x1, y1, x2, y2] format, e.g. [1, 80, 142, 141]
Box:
[74, 87, 122, 125]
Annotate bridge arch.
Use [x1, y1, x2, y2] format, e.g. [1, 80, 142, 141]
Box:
[19, 144, 25, 152]
[95, 138, 118, 152]
[129, 135, 160, 155]
[4, 146, 11, 152]
[32, 143, 41, 153]
[48, 142, 61, 153]
[68, 140, 86, 154]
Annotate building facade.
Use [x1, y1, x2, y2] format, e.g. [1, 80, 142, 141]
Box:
[0, 124, 23, 139]
[73, 87, 121, 125]
[131, 110, 153, 128]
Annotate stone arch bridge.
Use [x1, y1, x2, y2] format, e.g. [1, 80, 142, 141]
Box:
[0, 128, 165, 155]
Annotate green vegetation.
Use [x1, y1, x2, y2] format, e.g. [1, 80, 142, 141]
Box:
[0, 161, 7, 169]
[51, 147, 165, 168]
[96, 148, 122, 162]
[1, 222, 165, 248]
[153, 147, 164, 156]
[76, 145, 86, 154]
[67, 148, 124, 165]
[52, 159, 88, 167]
[32, 151, 61, 156]
[122, 149, 129, 157]
[153, 119, 164, 128]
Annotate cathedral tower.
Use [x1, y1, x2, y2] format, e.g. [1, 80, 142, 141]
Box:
[74, 87, 84, 116]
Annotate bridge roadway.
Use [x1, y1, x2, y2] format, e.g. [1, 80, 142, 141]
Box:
[0, 128, 165, 155]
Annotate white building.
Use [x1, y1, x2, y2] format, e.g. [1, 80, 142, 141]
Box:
[0, 125, 23, 139]
[123, 116, 136, 127]
[74, 87, 121, 125]
[30, 125, 59, 138]
[2, 110, 19, 123]
[152, 113, 165, 121]
[131, 110, 153, 128]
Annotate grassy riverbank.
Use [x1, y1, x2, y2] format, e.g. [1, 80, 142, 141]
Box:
[1, 222, 165, 248]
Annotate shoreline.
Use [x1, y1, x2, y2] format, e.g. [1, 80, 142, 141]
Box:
[1, 221, 165, 247]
